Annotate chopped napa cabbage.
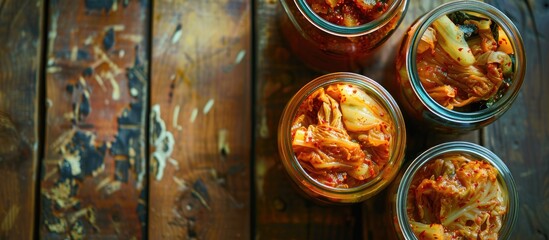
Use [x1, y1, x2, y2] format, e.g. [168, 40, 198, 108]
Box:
[475, 51, 513, 76]
[326, 84, 384, 132]
[409, 221, 445, 240]
[418, 27, 437, 54]
[431, 15, 476, 66]
[409, 158, 507, 239]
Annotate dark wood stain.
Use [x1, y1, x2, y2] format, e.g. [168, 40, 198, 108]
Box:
[0, 0, 43, 239]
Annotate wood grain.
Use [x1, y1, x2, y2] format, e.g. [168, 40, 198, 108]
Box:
[148, 0, 251, 239]
[0, 0, 43, 239]
[40, 0, 149, 238]
[483, 0, 549, 239]
[255, 0, 357, 239]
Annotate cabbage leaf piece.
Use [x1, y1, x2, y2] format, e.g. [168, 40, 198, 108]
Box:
[325, 84, 384, 132]
[432, 15, 476, 66]
[409, 221, 445, 240]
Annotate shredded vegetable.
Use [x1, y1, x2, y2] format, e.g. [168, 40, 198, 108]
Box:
[407, 155, 507, 239]
[291, 84, 394, 188]
[417, 11, 515, 110]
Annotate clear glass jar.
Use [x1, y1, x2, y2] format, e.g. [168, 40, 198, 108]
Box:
[392, 141, 518, 239]
[394, 0, 525, 133]
[279, 0, 408, 72]
[278, 72, 406, 204]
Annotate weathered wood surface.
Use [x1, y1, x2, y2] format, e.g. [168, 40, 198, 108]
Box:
[0, 0, 43, 239]
[0, 0, 546, 238]
[483, 0, 549, 239]
[148, 0, 252, 239]
[40, 0, 149, 238]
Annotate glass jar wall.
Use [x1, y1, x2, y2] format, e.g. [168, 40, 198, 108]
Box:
[392, 141, 518, 239]
[278, 72, 406, 204]
[279, 0, 408, 72]
[394, 0, 525, 133]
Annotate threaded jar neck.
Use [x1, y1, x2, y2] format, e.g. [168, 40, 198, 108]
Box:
[293, 0, 407, 37]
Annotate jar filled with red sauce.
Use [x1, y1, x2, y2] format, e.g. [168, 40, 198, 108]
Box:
[391, 142, 518, 239]
[278, 72, 406, 203]
[394, 0, 525, 133]
[279, 0, 408, 72]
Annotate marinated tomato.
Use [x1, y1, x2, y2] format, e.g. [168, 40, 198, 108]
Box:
[291, 84, 394, 188]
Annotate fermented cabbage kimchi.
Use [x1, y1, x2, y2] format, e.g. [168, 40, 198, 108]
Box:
[417, 11, 515, 110]
[407, 155, 507, 239]
[291, 84, 394, 188]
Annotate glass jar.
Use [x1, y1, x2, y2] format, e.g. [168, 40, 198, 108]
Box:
[394, 0, 526, 133]
[278, 72, 406, 204]
[392, 141, 518, 239]
[279, 0, 408, 72]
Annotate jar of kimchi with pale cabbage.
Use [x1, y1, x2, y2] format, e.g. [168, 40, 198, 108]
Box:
[278, 72, 406, 204]
[394, 1, 525, 132]
[279, 0, 408, 72]
[392, 142, 518, 239]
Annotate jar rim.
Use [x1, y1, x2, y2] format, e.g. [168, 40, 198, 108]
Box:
[293, 0, 408, 37]
[395, 141, 519, 239]
[406, 0, 526, 124]
[278, 72, 406, 201]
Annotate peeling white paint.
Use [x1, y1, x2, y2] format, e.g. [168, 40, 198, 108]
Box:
[95, 75, 107, 92]
[218, 129, 230, 155]
[104, 24, 125, 32]
[104, 72, 120, 100]
[172, 29, 182, 44]
[93, 46, 123, 75]
[46, 99, 53, 108]
[203, 99, 214, 114]
[63, 152, 82, 176]
[119, 34, 143, 44]
[48, 13, 59, 56]
[47, 67, 61, 73]
[151, 105, 175, 181]
[84, 35, 94, 46]
[172, 176, 187, 191]
[189, 108, 198, 123]
[105, 181, 121, 195]
[95, 177, 112, 191]
[172, 105, 180, 128]
[71, 46, 78, 61]
[235, 50, 246, 64]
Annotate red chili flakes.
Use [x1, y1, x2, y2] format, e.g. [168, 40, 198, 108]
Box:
[457, 57, 461, 62]
[458, 48, 463, 52]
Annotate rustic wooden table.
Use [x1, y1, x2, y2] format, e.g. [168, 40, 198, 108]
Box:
[0, 0, 546, 239]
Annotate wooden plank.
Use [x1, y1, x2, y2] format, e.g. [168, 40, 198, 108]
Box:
[40, 1, 149, 238]
[482, 0, 549, 238]
[255, 1, 357, 239]
[148, 0, 251, 238]
[0, 0, 43, 238]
